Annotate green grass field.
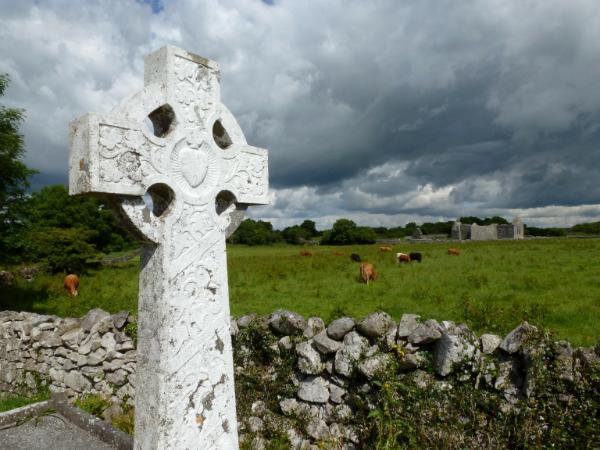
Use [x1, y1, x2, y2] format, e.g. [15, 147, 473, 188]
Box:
[1, 238, 599, 346]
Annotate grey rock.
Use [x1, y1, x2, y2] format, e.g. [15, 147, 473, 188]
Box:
[296, 341, 323, 375]
[298, 376, 329, 403]
[81, 309, 111, 332]
[312, 331, 342, 355]
[408, 319, 442, 345]
[555, 341, 574, 382]
[101, 333, 117, 352]
[358, 353, 390, 379]
[334, 331, 368, 377]
[106, 369, 128, 386]
[269, 310, 307, 335]
[237, 314, 257, 328]
[326, 317, 355, 340]
[303, 317, 325, 339]
[278, 336, 293, 351]
[86, 348, 107, 366]
[480, 334, 502, 354]
[111, 311, 130, 330]
[500, 322, 538, 354]
[329, 384, 346, 404]
[382, 326, 399, 350]
[433, 331, 477, 376]
[398, 352, 428, 371]
[306, 418, 330, 441]
[39, 332, 62, 348]
[247, 416, 264, 433]
[229, 318, 239, 337]
[64, 370, 92, 392]
[397, 314, 421, 338]
[574, 346, 600, 369]
[102, 403, 124, 422]
[251, 400, 267, 417]
[357, 312, 394, 339]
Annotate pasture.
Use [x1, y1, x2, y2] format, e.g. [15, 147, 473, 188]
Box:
[1, 238, 599, 346]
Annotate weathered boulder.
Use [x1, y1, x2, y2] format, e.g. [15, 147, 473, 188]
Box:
[408, 319, 442, 345]
[237, 314, 257, 328]
[397, 352, 428, 371]
[554, 341, 574, 382]
[327, 317, 355, 341]
[356, 312, 394, 339]
[269, 310, 307, 336]
[296, 341, 323, 375]
[111, 311, 130, 330]
[298, 376, 330, 403]
[397, 314, 421, 338]
[334, 331, 368, 377]
[81, 309, 111, 332]
[64, 370, 92, 392]
[433, 330, 478, 376]
[358, 353, 390, 379]
[304, 317, 325, 339]
[312, 331, 343, 355]
[480, 334, 502, 354]
[499, 322, 538, 354]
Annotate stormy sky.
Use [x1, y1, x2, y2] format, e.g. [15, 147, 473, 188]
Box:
[1, 0, 600, 229]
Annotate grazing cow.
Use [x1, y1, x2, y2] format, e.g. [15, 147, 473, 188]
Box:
[20, 267, 39, 282]
[0, 271, 14, 286]
[64, 274, 80, 297]
[299, 250, 313, 257]
[360, 262, 378, 285]
[379, 246, 393, 252]
[448, 247, 461, 256]
[409, 252, 422, 263]
[350, 253, 362, 262]
[396, 252, 411, 263]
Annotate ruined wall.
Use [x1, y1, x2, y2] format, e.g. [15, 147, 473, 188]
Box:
[497, 224, 517, 239]
[470, 223, 498, 240]
[1, 309, 598, 448]
[0, 310, 136, 406]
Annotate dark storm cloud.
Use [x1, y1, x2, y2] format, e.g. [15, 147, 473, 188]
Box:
[1, 0, 599, 228]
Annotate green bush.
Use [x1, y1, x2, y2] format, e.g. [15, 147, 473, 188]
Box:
[27, 227, 99, 273]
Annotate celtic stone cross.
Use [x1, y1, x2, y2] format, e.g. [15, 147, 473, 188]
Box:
[69, 46, 268, 449]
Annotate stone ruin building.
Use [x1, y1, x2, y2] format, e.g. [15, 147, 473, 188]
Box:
[451, 217, 524, 241]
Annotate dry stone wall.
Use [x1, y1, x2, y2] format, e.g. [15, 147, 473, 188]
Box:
[1, 308, 598, 448]
[0, 309, 136, 406]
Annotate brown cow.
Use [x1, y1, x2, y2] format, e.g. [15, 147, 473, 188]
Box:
[379, 246, 393, 252]
[448, 247, 461, 256]
[299, 250, 313, 257]
[64, 274, 80, 297]
[396, 252, 411, 263]
[360, 262, 378, 285]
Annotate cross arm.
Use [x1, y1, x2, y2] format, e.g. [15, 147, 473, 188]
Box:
[69, 113, 162, 197]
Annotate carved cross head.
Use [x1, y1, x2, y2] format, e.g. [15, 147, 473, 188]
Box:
[69, 45, 268, 244]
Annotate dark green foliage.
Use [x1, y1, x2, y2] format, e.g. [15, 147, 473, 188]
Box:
[321, 219, 377, 245]
[281, 225, 313, 244]
[26, 227, 99, 273]
[354, 339, 600, 449]
[525, 226, 567, 237]
[27, 185, 133, 254]
[569, 221, 600, 235]
[0, 74, 37, 263]
[228, 219, 281, 245]
[460, 216, 509, 225]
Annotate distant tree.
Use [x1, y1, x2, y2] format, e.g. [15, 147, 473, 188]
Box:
[281, 225, 312, 244]
[420, 221, 454, 236]
[27, 227, 98, 273]
[459, 216, 484, 225]
[571, 221, 600, 235]
[27, 185, 133, 254]
[228, 219, 280, 245]
[0, 74, 37, 262]
[299, 219, 318, 236]
[524, 226, 566, 237]
[321, 219, 376, 245]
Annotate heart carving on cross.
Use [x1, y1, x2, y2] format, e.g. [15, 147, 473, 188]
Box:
[179, 148, 209, 188]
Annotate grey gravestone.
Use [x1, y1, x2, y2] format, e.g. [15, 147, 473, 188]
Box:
[69, 46, 268, 449]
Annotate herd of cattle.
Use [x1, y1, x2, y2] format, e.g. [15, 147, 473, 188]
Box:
[300, 245, 462, 285]
[1, 245, 463, 296]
